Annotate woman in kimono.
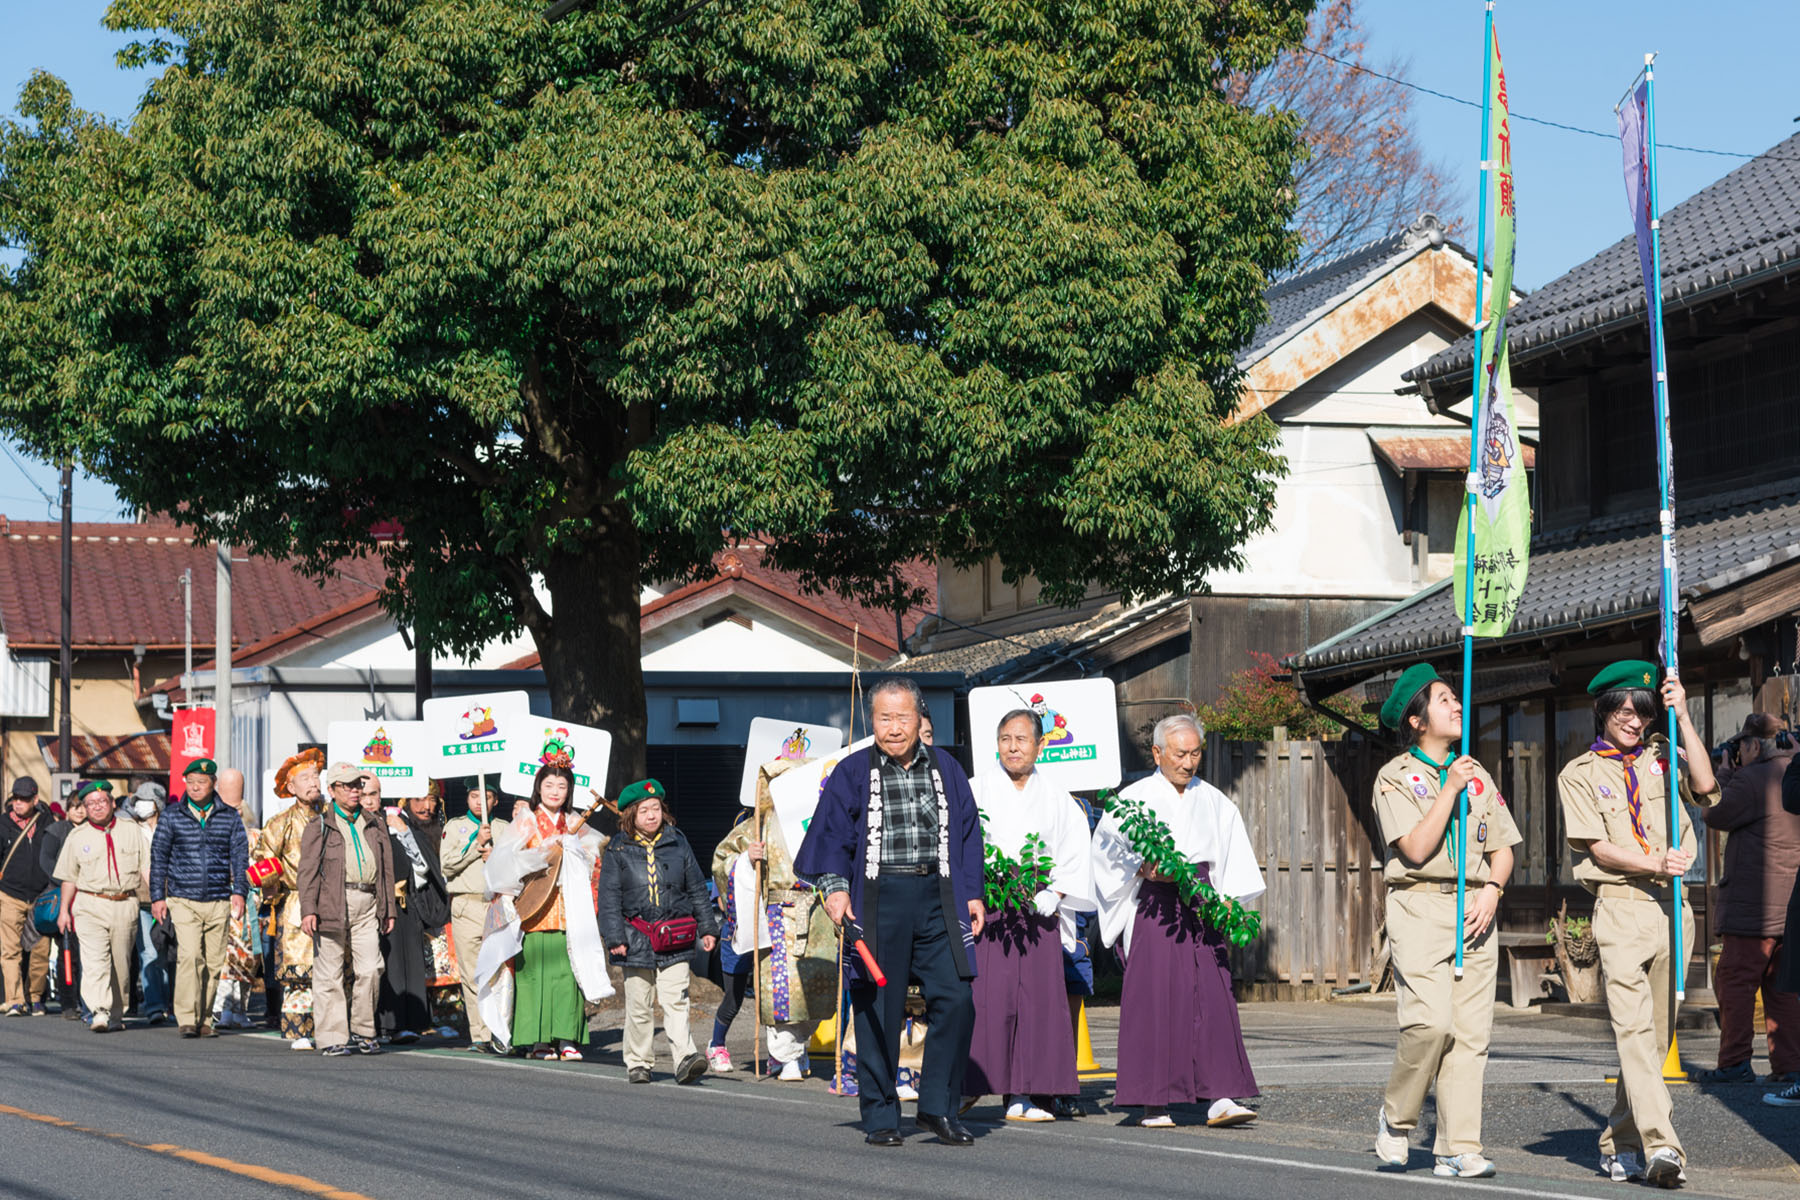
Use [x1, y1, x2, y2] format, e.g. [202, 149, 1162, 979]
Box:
[963, 708, 1097, 1121]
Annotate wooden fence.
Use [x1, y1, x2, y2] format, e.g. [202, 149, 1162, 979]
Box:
[1203, 733, 1383, 987]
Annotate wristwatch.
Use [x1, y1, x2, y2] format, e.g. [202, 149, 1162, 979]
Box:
[1483, 882, 1504, 899]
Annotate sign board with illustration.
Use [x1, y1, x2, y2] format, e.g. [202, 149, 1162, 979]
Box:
[499, 719, 615, 799]
[967, 678, 1121, 791]
[421, 690, 533, 779]
[738, 718, 845, 808]
[327, 720, 431, 799]
[764, 735, 874, 857]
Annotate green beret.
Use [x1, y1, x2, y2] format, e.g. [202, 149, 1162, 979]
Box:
[1587, 660, 1660, 696]
[617, 778, 666, 809]
[75, 780, 114, 800]
[183, 758, 218, 778]
[1380, 663, 1444, 731]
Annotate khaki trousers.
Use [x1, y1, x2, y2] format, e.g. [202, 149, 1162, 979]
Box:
[1594, 896, 1694, 1159]
[1382, 888, 1501, 1156]
[312, 889, 382, 1048]
[623, 962, 695, 1069]
[73, 894, 137, 1024]
[0, 892, 51, 1008]
[450, 894, 489, 1043]
[168, 897, 229, 1028]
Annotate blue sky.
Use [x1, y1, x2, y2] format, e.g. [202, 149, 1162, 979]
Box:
[4, 0, 1795, 518]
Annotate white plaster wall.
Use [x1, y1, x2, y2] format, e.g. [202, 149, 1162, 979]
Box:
[640, 609, 853, 672]
[276, 620, 531, 671]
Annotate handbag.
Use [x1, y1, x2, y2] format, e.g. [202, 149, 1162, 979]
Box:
[628, 914, 698, 955]
[31, 888, 61, 937]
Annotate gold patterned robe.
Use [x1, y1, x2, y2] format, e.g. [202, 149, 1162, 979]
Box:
[254, 799, 325, 1037]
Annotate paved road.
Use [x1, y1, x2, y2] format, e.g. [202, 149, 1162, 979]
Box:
[2, 999, 1795, 1200]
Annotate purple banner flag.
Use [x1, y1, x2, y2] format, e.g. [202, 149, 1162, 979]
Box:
[1618, 83, 1656, 312]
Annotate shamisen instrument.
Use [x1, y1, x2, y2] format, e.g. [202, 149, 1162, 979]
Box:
[516, 789, 609, 926]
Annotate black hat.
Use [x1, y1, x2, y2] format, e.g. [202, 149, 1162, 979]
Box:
[9, 777, 39, 799]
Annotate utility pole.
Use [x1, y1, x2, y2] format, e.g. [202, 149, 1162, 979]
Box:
[181, 568, 193, 689]
[414, 633, 432, 718]
[214, 542, 232, 772]
[57, 459, 72, 775]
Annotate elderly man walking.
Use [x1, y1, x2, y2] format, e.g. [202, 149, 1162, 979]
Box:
[1698, 715, 1800, 1084]
[301, 763, 396, 1057]
[442, 785, 507, 1051]
[53, 782, 148, 1032]
[149, 759, 250, 1037]
[795, 677, 986, 1148]
[0, 778, 54, 1017]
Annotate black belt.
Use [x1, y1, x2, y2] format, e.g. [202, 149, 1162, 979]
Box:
[878, 862, 938, 876]
[345, 882, 378, 893]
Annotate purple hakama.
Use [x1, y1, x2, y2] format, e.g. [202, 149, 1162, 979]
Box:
[964, 909, 1079, 1097]
[1114, 875, 1258, 1107]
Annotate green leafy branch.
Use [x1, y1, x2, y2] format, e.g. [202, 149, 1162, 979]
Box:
[981, 821, 1056, 914]
[1101, 790, 1263, 948]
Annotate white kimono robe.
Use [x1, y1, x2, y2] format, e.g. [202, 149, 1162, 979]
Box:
[1091, 771, 1264, 955]
[972, 766, 1099, 950]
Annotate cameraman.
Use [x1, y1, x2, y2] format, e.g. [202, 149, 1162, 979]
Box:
[1699, 714, 1800, 1083]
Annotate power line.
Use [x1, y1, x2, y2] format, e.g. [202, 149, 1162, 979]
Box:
[1296, 45, 1800, 165]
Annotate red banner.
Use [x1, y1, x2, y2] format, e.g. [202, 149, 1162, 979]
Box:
[169, 707, 216, 798]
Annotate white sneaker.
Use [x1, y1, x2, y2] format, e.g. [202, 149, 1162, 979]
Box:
[777, 1059, 805, 1082]
[1205, 1098, 1257, 1127]
[1004, 1101, 1054, 1122]
[1433, 1154, 1497, 1178]
[1375, 1108, 1408, 1166]
[1601, 1152, 1646, 1182]
[1644, 1148, 1685, 1189]
[896, 1082, 919, 1102]
[290, 1037, 315, 1052]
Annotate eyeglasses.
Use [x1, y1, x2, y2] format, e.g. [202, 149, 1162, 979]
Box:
[332, 780, 366, 790]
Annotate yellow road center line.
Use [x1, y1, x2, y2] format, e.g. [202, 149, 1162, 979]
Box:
[0, 1102, 377, 1200]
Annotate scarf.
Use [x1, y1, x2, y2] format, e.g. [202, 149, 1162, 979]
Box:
[186, 797, 215, 827]
[1407, 745, 1462, 858]
[332, 803, 368, 875]
[89, 815, 121, 883]
[633, 828, 663, 908]
[1590, 738, 1653, 853]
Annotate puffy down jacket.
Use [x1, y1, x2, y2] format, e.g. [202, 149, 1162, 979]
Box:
[150, 800, 249, 902]
[598, 825, 718, 969]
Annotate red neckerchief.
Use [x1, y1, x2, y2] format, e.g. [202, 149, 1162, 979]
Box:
[88, 815, 121, 882]
[533, 807, 569, 842]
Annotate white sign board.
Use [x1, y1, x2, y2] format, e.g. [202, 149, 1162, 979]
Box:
[421, 690, 533, 779]
[738, 718, 844, 807]
[500, 719, 615, 798]
[766, 736, 874, 857]
[327, 720, 432, 799]
[967, 678, 1121, 791]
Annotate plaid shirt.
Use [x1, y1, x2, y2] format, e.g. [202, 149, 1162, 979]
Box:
[816, 744, 939, 896]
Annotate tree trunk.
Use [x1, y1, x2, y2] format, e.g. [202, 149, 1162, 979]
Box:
[533, 513, 646, 795]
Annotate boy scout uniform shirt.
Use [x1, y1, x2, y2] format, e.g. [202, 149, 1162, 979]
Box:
[52, 820, 149, 893]
[1558, 733, 1720, 893]
[334, 811, 378, 886]
[1374, 753, 1521, 885]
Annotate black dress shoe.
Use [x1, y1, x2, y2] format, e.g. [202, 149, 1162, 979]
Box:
[864, 1128, 904, 1147]
[915, 1112, 975, 1146]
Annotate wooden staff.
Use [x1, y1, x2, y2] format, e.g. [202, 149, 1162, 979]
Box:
[752, 799, 765, 1080]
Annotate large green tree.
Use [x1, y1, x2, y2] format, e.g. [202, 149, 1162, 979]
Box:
[1, 0, 1308, 783]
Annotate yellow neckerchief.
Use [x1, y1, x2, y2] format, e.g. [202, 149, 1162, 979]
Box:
[632, 825, 664, 907]
[331, 803, 368, 876]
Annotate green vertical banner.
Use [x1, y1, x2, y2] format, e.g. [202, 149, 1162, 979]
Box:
[1452, 29, 1530, 637]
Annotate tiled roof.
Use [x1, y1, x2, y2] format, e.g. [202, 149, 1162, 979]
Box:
[1242, 214, 1464, 364]
[0, 516, 382, 651]
[894, 596, 1188, 685]
[1290, 479, 1800, 677]
[1408, 131, 1800, 384]
[38, 731, 171, 774]
[502, 543, 939, 669]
